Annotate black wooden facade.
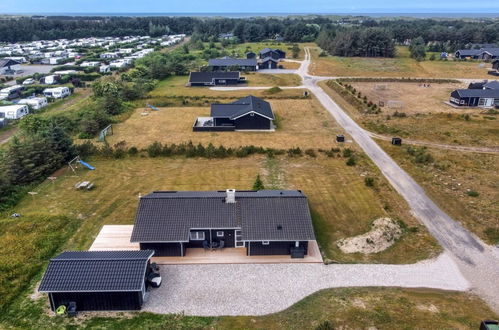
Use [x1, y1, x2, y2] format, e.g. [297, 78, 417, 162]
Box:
[49, 291, 143, 311]
[247, 241, 308, 256]
[234, 113, 272, 130]
[259, 59, 278, 69]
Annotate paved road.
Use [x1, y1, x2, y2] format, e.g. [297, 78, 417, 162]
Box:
[144, 253, 468, 316]
[297, 47, 499, 312]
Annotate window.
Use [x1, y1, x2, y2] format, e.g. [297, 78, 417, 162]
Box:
[216, 231, 224, 237]
[189, 231, 205, 241]
[478, 98, 485, 106]
[262, 241, 270, 245]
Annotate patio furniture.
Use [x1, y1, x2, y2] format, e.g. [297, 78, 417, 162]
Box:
[67, 302, 77, 317]
[210, 241, 219, 249]
[290, 246, 305, 258]
[203, 240, 210, 250]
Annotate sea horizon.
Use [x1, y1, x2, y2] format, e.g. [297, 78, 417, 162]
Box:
[2, 12, 499, 18]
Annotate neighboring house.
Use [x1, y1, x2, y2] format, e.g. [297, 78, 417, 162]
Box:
[259, 48, 286, 60]
[493, 60, 499, 71]
[483, 80, 499, 90]
[18, 97, 48, 110]
[0, 59, 21, 75]
[208, 57, 257, 71]
[478, 48, 499, 60]
[193, 95, 275, 131]
[454, 49, 481, 59]
[450, 89, 499, 108]
[259, 57, 279, 69]
[187, 71, 245, 86]
[246, 51, 256, 59]
[130, 190, 316, 258]
[38, 250, 157, 312]
[0, 104, 29, 119]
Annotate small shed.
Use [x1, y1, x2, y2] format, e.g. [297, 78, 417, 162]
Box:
[392, 137, 402, 146]
[39, 250, 156, 312]
[336, 134, 345, 142]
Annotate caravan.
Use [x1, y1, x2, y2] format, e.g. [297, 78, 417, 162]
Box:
[18, 97, 48, 110]
[0, 104, 29, 119]
[43, 87, 71, 99]
[0, 85, 24, 100]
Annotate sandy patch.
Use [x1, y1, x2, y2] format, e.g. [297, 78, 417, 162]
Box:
[416, 304, 439, 313]
[336, 218, 403, 254]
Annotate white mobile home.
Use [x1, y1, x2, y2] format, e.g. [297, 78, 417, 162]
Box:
[0, 104, 29, 119]
[0, 85, 24, 100]
[43, 87, 71, 99]
[18, 97, 48, 110]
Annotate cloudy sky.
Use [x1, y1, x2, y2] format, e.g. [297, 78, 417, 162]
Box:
[1, 0, 498, 14]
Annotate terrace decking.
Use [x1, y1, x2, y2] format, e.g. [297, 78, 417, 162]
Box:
[90, 225, 323, 264]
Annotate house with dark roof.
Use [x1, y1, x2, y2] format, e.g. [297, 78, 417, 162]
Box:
[130, 189, 316, 258]
[187, 71, 246, 87]
[450, 88, 499, 108]
[259, 48, 286, 60]
[208, 56, 257, 71]
[478, 48, 499, 60]
[193, 95, 275, 131]
[246, 51, 256, 59]
[38, 250, 157, 312]
[0, 59, 21, 75]
[259, 57, 279, 69]
[484, 80, 499, 90]
[454, 49, 481, 59]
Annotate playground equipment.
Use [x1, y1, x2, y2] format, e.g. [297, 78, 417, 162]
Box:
[68, 156, 95, 173]
[98, 124, 113, 142]
[146, 103, 160, 111]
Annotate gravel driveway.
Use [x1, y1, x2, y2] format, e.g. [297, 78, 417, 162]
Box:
[143, 253, 468, 316]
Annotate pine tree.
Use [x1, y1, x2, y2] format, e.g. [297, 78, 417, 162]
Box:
[252, 174, 265, 191]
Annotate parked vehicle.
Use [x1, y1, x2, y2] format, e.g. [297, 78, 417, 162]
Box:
[18, 97, 48, 110]
[0, 104, 29, 119]
[43, 87, 71, 99]
[0, 85, 25, 100]
[22, 78, 36, 85]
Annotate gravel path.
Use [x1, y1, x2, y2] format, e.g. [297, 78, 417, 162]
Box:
[143, 253, 468, 316]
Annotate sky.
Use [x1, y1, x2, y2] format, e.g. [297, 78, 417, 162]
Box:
[1, 0, 498, 14]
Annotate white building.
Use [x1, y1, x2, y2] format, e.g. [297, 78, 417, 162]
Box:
[0, 104, 29, 119]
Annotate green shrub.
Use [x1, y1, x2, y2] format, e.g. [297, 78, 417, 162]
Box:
[346, 156, 357, 166]
[305, 149, 317, 157]
[467, 190, 479, 197]
[364, 177, 375, 187]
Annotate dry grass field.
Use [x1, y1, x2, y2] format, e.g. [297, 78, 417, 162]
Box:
[319, 81, 499, 147]
[381, 142, 499, 245]
[11, 155, 439, 263]
[309, 46, 494, 78]
[350, 82, 469, 115]
[280, 61, 301, 69]
[107, 98, 342, 149]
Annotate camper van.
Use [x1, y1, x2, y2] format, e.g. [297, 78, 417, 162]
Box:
[0, 104, 29, 120]
[43, 87, 71, 99]
[18, 97, 48, 110]
[0, 85, 24, 100]
[40, 75, 59, 85]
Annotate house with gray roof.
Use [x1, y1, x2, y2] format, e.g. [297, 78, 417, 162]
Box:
[39, 250, 158, 312]
[208, 56, 257, 71]
[187, 71, 245, 86]
[193, 95, 275, 131]
[130, 189, 316, 258]
[450, 88, 499, 108]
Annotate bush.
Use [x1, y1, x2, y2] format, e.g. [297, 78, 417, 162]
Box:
[305, 149, 316, 157]
[364, 177, 375, 187]
[467, 190, 479, 197]
[252, 174, 265, 190]
[147, 141, 163, 157]
[342, 148, 353, 158]
[266, 86, 282, 94]
[128, 146, 139, 156]
[346, 156, 356, 166]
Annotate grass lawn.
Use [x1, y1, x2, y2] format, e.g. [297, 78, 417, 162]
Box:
[8, 155, 439, 263]
[223, 42, 312, 60]
[320, 80, 499, 147]
[310, 46, 494, 78]
[381, 142, 499, 245]
[107, 98, 340, 150]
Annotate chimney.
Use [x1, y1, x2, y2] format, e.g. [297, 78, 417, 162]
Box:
[226, 189, 236, 204]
